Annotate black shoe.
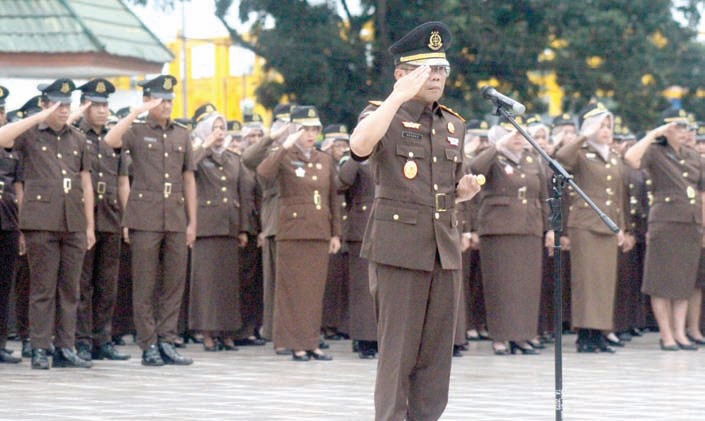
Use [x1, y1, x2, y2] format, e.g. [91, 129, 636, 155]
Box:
[492, 342, 509, 356]
[307, 350, 333, 361]
[93, 342, 130, 360]
[605, 334, 625, 347]
[22, 340, 32, 358]
[509, 341, 539, 355]
[352, 340, 359, 353]
[453, 345, 463, 357]
[233, 337, 266, 346]
[319, 340, 330, 350]
[112, 335, 126, 346]
[159, 342, 193, 365]
[358, 349, 376, 359]
[291, 351, 309, 361]
[528, 338, 546, 349]
[659, 340, 679, 351]
[173, 337, 187, 348]
[275, 347, 291, 355]
[31, 348, 50, 370]
[478, 330, 491, 341]
[686, 334, 705, 345]
[203, 341, 219, 352]
[76, 342, 92, 361]
[540, 333, 556, 344]
[323, 333, 342, 340]
[0, 348, 21, 364]
[52, 348, 93, 368]
[630, 328, 644, 337]
[676, 341, 698, 351]
[617, 331, 633, 342]
[142, 344, 165, 366]
[576, 342, 599, 353]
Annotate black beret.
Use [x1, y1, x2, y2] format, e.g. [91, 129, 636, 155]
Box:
[77, 78, 116, 103]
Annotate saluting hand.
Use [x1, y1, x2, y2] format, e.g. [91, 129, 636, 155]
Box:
[270, 122, 290, 142]
[282, 127, 303, 150]
[67, 101, 92, 126]
[455, 174, 482, 203]
[35, 102, 61, 122]
[329, 236, 341, 254]
[202, 127, 224, 149]
[132, 98, 163, 116]
[391, 65, 431, 104]
[650, 122, 676, 140]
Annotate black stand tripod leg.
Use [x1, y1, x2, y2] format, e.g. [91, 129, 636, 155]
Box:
[548, 174, 565, 420]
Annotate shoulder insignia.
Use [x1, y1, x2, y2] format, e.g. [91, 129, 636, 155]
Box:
[368, 100, 383, 106]
[173, 121, 190, 130]
[439, 104, 465, 122]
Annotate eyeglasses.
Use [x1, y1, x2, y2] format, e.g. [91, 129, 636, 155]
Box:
[401, 64, 451, 77]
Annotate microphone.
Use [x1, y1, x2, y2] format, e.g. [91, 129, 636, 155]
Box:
[480, 86, 526, 115]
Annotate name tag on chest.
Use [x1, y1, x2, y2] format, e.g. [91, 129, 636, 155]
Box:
[143, 136, 158, 143]
[402, 131, 423, 140]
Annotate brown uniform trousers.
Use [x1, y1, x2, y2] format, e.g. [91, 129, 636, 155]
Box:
[15, 123, 90, 350]
[0, 148, 21, 349]
[242, 135, 279, 340]
[121, 117, 194, 350]
[641, 143, 704, 300]
[338, 158, 376, 341]
[471, 145, 548, 341]
[555, 139, 625, 330]
[258, 145, 342, 351]
[76, 121, 128, 348]
[354, 99, 465, 421]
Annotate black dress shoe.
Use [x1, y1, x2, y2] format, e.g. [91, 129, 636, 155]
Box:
[492, 342, 509, 356]
[22, 340, 32, 358]
[576, 342, 599, 353]
[93, 342, 130, 360]
[112, 335, 126, 346]
[686, 334, 705, 345]
[142, 344, 165, 366]
[452, 345, 463, 357]
[676, 341, 698, 351]
[291, 351, 310, 361]
[617, 331, 633, 342]
[528, 338, 546, 349]
[630, 328, 644, 337]
[319, 340, 330, 350]
[76, 342, 92, 361]
[233, 337, 266, 346]
[159, 342, 193, 365]
[306, 350, 333, 361]
[0, 348, 21, 364]
[31, 349, 50, 370]
[52, 348, 93, 368]
[659, 340, 679, 351]
[509, 341, 539, 355]
[605, 335, 625, 347]
[173, 337, 187, 348]
[203, 342, 219, 352]
[275, 347, 291, 355]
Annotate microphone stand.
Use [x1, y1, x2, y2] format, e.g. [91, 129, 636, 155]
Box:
[489, 103, 619, 421]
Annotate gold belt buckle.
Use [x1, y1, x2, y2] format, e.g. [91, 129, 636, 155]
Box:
[313, 190, 322, 207]
[518, 186, 527, 201]
[63, 178, 71, 193]
[164, 182, 172, 198]
[96, 181, 106, 194]
[435, 193, 447, 212]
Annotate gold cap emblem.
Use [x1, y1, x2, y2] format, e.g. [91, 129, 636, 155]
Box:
[60, 83, 70, 93]
[428, 30, 443, 51]
[308, 108, 316, 117]
[163, 77, 173, 90]
[206, 104, 214, 113]
[562, 113, 570, 120]
[96, 81, 106, 93]
[0, 87, 4, 96]
[341, 125, 347, 133]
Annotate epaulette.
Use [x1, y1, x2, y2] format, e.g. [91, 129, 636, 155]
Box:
[173, 121, 190, 130]
[439, 104, 465, 122]
[368, 100, 383, 107]
[132, 118, 146, 125]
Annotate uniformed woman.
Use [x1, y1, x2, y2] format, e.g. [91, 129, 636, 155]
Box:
[189, 112, 251, 351]
[257, 106, 342, 361]
[624, 108, 704, 351]
[554, 103, 625, 353]
[470, 117, 550, 355]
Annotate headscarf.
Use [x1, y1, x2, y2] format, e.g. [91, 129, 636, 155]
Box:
[194, 113, 228, 155]
[581, 112, 612, 161]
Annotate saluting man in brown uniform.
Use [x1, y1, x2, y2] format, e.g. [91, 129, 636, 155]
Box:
[73, 79, 131, 362]
[0, 79, 95, 369]
[105, 75, 197, 366]
[349, 22, 481, 421]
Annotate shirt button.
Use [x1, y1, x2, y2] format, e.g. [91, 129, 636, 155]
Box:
[434, 212, 440, 219]
[163, 133, 167, 139]
[683, 172, 689, 177]
[223, 198, 228, 203]
[220, 176, 226, 181]
[522, 199, 528, 204]
[98, 153, 102, 159]
[41, 146, 47, 151]
[292, 212, 298, 217]
[308, 163, 313, 168]
[342, 215, 348, 221]
[408, 152, 414, 158]
[665, 197, 671, 203]
[218, 166, 224, 171]
[99, 172, 103, 178]
[316, 205, 322, 210]
[605, 164, 611, 169]
[607, 175, 613, 181]
[36, 195, 42, 200]
[207, 200, 212, 205]
[433, 157, 437, 163]
[432, 129, 436, 135]
[57, 136, 61, 141]
[165, 173, 169, 178]
[520, 174, 526, 179]
[606, 200, 612, 206]
[57, 153, 62, 159]
[393, 214, 399, 221]
[433, 184, 438, 191]
[61, 170, 67, 175]
[690, 199, 696, 205]
[361, 205, 367, 211]
[312, 176, 318, 181]
[221, 186, 227, 191]
[138, 193, 143, 198]
[164, 152, 169, 157]
[680, 160, 686, 165]
[148, 144, 153, 149]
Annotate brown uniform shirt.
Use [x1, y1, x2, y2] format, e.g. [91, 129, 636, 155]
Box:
[79, 119, 129, 234]
[352, 100, 465, 272]
[242, 136, 279, 238]
[641, 143, 704, 225]
[14, 123, 90, 232]
[121, 117, 195, 232]
[338, 157, 374, 243]
[554, 139, 625, 233]
[193, 147, 253, 237]
[257, 145, 342, 241]
[0, 148, 22, 231]
[470, 145, 548, 236]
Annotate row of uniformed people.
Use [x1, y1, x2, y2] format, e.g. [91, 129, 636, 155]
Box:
[456, 104, 705, 355]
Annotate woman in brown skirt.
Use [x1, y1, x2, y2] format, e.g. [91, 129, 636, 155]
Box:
[625, 108, 704, 351]
[554, 103, 625, 353]
[257, 106, 342, 361]
[189, 113, 251, 351]
[470, 116, 550, 355]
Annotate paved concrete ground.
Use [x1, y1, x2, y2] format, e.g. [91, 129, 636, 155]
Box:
[1, 332, 704, 420]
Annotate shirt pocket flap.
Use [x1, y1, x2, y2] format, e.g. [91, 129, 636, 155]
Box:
[484, 196, 511, 206]
[375, 204, 418, 225]
[396, 144, 426, 159]
[445, 148, 460, 161]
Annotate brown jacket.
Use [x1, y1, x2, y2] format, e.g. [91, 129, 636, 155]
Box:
[257, 145, 341, 241]
[338, 157, 374, 243]
[79, 119, 129, 234]
[0, 148, 21, 231]
[641, 143, 704, 225]
[14, 123, 90, 232]
[554, 139, 625, 234]
[470, 145, 548, 237]
[242, 135, 279, 238]
[352, 100, 465, 271]
[120, 117, 195, 232]
[193, 147, 252, 237]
